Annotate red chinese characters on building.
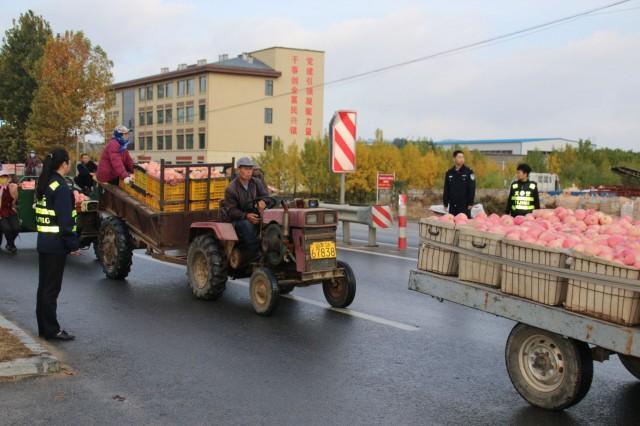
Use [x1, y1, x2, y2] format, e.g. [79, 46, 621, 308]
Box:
[289, 56, 299, 136]
[304, 56, 314, 137]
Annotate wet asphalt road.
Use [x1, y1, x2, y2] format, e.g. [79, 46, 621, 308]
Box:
[1, 231, 639, 426]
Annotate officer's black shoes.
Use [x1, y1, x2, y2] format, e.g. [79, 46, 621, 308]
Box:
[46, 330, 75, 341]
[6, 245, 17, 254]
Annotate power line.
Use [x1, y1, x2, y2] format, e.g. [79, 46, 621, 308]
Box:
[205, 0, 635, 115]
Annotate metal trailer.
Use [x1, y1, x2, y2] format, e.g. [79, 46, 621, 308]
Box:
[408, 244, 640, 411]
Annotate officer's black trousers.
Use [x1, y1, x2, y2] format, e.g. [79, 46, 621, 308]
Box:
[36, 253, 67, 338]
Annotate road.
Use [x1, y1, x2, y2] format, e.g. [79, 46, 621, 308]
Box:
[1, 232, 639, 425]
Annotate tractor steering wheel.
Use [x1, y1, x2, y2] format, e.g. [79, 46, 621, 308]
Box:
[243, 196, 278, 215]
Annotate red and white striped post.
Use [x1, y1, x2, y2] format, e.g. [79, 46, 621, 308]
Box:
[398, 194, 408, 250]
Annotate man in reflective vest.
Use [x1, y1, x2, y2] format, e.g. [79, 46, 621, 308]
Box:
[506, 163, 540, 217]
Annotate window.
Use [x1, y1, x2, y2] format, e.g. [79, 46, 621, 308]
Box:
[264, 108, 273, 124]
[165, 135, 173, 150]
[198, 133, 205, 149]
[265, 80, 273, 96]
[138, 87, 146, 101]
[138, 112, 145, 126]
[165, 108, 173, 123]
[199, 75, 206, 93]
[177, 107, 185, 123]
[157, 84, 165, 99]
[157, 109, 164, 124]
[186, 134, 194, 150]
[146, 136, 153, 150]
[186, 106, 194, 122]
[146, 86, 153, 101]
[187, 78, 195, 96]
[177, 80, 186, 97]
[138, 136, 145, 150]
[199, 104, 206, 121]
[157, 135, 164, 150]
[264, 136, 272, 150]
[146, 111, 153, 125]
[165, 82, 173, 98]
[177, 134, 184, 150]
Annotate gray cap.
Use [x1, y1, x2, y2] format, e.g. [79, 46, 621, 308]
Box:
[236, 157, 256, 168]
[114, 124, 131, 134]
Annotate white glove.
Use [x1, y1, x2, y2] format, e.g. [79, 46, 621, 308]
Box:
[124, 176, 132, 185]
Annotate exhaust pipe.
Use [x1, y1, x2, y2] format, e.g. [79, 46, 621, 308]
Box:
[281, 200, 290, 239]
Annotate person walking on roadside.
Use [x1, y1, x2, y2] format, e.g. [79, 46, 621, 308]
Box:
[25, 150, 42, 176]
[0, 169, 20, 254]
[443, 150, 476, 217]
[506, 163, 540, 217]
[96, 125, 134, 185]
[35, 148, 80, 341]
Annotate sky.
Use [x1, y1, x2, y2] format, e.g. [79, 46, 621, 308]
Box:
[1, 0, 639, 149]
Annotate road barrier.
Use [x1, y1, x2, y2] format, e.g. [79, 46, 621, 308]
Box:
[398, 194, 408, 250]
[319, 203, 393, 247]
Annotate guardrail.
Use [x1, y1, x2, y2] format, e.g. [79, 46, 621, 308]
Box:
[319, 203, 393, 247]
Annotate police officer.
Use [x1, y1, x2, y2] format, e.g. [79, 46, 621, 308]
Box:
[35, 148, 80, 341]
[443, 150, 476, 217]
[506, 163, 540, 217]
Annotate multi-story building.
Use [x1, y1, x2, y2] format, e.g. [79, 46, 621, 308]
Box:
[109, 47, 325, 164]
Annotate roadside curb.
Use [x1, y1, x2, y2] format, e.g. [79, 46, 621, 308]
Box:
[0, 314, 60, 378]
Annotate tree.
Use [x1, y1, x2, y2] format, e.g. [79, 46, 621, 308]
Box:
[300, 136, 337, 197]
[524, 149, 548, 173]
[255, 138, 287, 191]
[26, 30, 113, 158]
[0, 10, 52, 161]
[283, 143, 303, 195]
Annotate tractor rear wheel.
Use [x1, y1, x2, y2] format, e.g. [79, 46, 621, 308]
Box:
[619, 354, 640, 380]
[187, 235, 227, 300]
[322, 260, 356, 308]
[250, 268, 280, 316]
[98, 216, 133, 280]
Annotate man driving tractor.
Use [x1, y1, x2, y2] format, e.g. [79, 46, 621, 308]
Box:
[223, 157, 268, 261]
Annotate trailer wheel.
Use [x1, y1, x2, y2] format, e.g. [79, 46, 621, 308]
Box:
[619, 354, 640, 380]
[505, 323, 593, 411]
[93, 241, 101, 261]
[98, 216, 133, 280]
[187, 235, 227, 300]
[250, 268, 279, 316]
[322, 260, 356, 308]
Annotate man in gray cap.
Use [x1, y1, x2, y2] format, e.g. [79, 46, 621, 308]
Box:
[223, 157, 268, 261]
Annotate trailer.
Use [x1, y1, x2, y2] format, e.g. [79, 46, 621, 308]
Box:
[408, 241, 640, 411]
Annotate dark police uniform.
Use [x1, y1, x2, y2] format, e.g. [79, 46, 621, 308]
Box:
[506, 180, 540, 217]
[35, 173, 79, 338]
[443, 165, 476, 216]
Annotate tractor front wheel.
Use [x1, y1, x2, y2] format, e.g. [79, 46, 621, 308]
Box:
[322, 260, 356, 308]
[250, 268, 280, 316]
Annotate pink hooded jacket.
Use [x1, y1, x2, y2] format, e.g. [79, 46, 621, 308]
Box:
[97, 138, 134, 182]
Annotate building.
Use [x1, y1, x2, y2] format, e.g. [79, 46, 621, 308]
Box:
[109, 47, 325, 164]
[433, 138, 580, 156]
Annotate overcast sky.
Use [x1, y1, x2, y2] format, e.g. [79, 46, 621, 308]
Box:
[2, 0, 639, 149]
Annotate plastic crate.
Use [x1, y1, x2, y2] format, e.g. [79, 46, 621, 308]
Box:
[500, 240, 568, 306]
[133, 166, 147, 190]
[417, 218, 459, 275]
[144, 196, 186, 213]
[146, 176, 186, 202]
[189, 178, 229, 201]
[189, 200, 221, 211]
[457, 226, 503, 287]
[565, 252, 640, 326]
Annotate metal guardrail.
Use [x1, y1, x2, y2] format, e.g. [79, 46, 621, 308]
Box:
[319, 203, 378, 246]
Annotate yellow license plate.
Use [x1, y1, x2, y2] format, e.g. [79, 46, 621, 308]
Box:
[310, 241, 337, 260]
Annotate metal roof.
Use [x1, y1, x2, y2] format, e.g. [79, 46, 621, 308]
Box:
[434, 138, 579, 145]
[215, 56, 273, 70]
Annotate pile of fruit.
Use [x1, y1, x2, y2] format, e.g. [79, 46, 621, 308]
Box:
[437, 207, 640, 268]
[138, 162, 224, 183]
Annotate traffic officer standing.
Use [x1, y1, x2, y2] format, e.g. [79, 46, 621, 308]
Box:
[443, 150, 476, 217]
[506, 163, 540, 217]
[35, 148, 80, 341]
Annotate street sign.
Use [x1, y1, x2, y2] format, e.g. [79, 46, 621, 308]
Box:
[329, 110, 357, 173]
[377, 173, 395, 190]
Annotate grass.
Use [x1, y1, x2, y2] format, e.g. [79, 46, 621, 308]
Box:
[0, 327, 34, 362]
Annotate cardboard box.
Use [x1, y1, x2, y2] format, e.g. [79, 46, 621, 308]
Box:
[458, 226, 502, 287]
[565, 252, 640, 326]
[500, 240, 568, 306]
[418, 218, 458, 275]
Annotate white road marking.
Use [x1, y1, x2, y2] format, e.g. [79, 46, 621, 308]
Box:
[132, 252, 419, 332]
[337, 246, 418, 262]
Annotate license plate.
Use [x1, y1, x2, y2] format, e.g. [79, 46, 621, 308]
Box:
[310, 241, 337, 260]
